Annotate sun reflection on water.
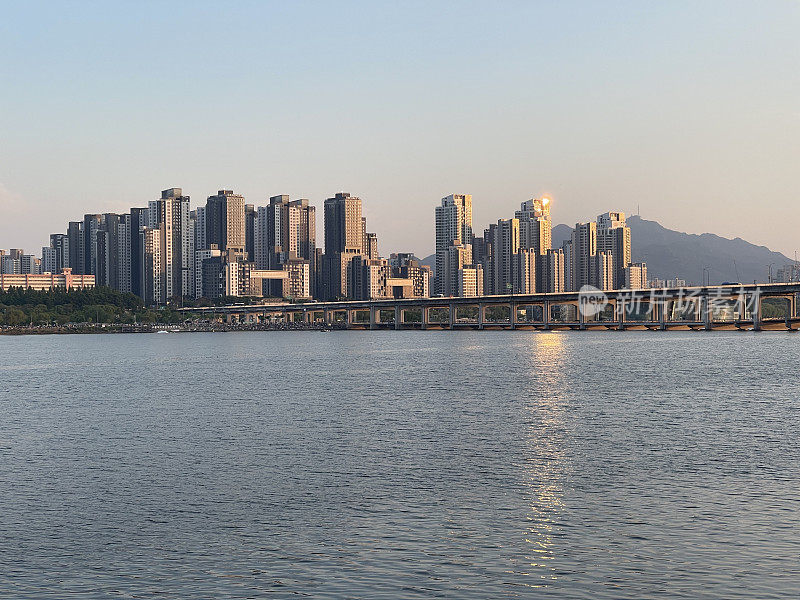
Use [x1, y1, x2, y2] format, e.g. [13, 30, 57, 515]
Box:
[521, 333, 570, 586]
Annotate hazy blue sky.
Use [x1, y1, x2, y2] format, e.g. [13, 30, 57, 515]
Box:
[1, 1, 798, 258]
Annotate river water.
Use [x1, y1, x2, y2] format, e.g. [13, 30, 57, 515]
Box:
[1, 331, 798, 599]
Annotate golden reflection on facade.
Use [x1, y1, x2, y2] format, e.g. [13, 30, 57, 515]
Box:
[520, 332, 569, 586]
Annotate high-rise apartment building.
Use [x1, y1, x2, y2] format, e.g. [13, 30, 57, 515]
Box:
[513, 248, 537, 294]
[206, 190, 246, 252]
[1, 255, 20, 274]
[20, 254, 41, 274]
[561, 239, 573, 291]
[493, 218, 520, 294]
[571, 222, 597, 290]
[148, 188, 193, 300]
[282, 258, 311, 299]
[597, 212, 631, 290]
[481, 223, 497, 294]
[245, 204, 255, 262]
[365, 232, 379, 260]
[435, 194, 473, 296]
[41, 246, 57, 274]
[95, 213, 120, 289]
[116, 215, 132, 293]
[516, 197, 552, 255]
[195, 245, 222, 299]
[388, 253, 431, 298]
[83, 214, 102, 276]
[193, 206, 207, 253]
[67, 221, 83, 274]
[458, 264, 484, 297]
[322, 192, 366, 300]
[541, 248, 566, 293]
[254, 205, 269, 270]
[593, 251, 614, 291]
[141, 227, 163, 305]
[440, 244, 472, 297]
[44, 234, 70, 273]
[624, 262, 647, 289]
[255, 195, 317, 297]
[350, 256, 390, 300]
[129, 207, 148, 298]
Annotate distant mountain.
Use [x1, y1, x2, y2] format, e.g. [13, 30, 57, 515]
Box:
[555, 216, 792, 284]
[420, 253, 436, 273]
[552, 224, 573, 249]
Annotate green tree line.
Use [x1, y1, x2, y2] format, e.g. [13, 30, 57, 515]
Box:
[0, 287, 184, 326]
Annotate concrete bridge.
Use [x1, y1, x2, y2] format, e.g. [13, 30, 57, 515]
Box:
[177, 283, 800, 332]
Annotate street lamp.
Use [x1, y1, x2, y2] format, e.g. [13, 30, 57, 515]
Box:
[702, 267, 710, 287]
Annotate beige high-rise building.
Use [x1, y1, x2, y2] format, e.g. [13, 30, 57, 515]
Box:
[435, 194, 473, 296]
[513, 248, 537, 294]
[365, 232, 379, 260]
[350, 256, 390, 300]
[323, 192, 375, 300]
[440, 244, 472, 297]
[597, 211, 631, 290]
[282, 258, 311, 299]
[458, 264, 484, 297]
[516, 197, 552, 255]
[255, 195, 317, 296]
[625, 262, 648, 289]
[594, 251, 614, 291]
[141, 226, 163, 304]
[541, 248, 566, 293]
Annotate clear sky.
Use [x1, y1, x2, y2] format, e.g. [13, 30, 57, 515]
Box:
[1, 1, 798, 259]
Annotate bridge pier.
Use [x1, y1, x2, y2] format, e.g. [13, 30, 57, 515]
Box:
[737, 294, 748, 322]
[543, 300, 551, 330]
[478, 303, 485, 330]
[394, 306, 402, 330]
[448, 304, 456, 330]
[658, 299, 667, 330]
[370, 307, 378, 330]
[421, 306, 429, 330]
[616, 298, 626, 330]
[751, 292, 762, 331]
[510, 302, 517, 330]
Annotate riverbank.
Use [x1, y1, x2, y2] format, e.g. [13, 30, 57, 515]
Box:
[0, 322, 337, 335]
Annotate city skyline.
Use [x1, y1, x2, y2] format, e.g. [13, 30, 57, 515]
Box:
[1, 2, 799, 258]
[4, 183, 800, 298]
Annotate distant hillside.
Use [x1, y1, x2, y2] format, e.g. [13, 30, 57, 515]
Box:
[554, 216, 792, 284]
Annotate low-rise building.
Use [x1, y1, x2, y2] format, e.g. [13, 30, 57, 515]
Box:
[0, 268, 95, 291]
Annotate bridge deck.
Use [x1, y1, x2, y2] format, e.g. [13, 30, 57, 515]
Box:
[177, 283, 800, 332]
